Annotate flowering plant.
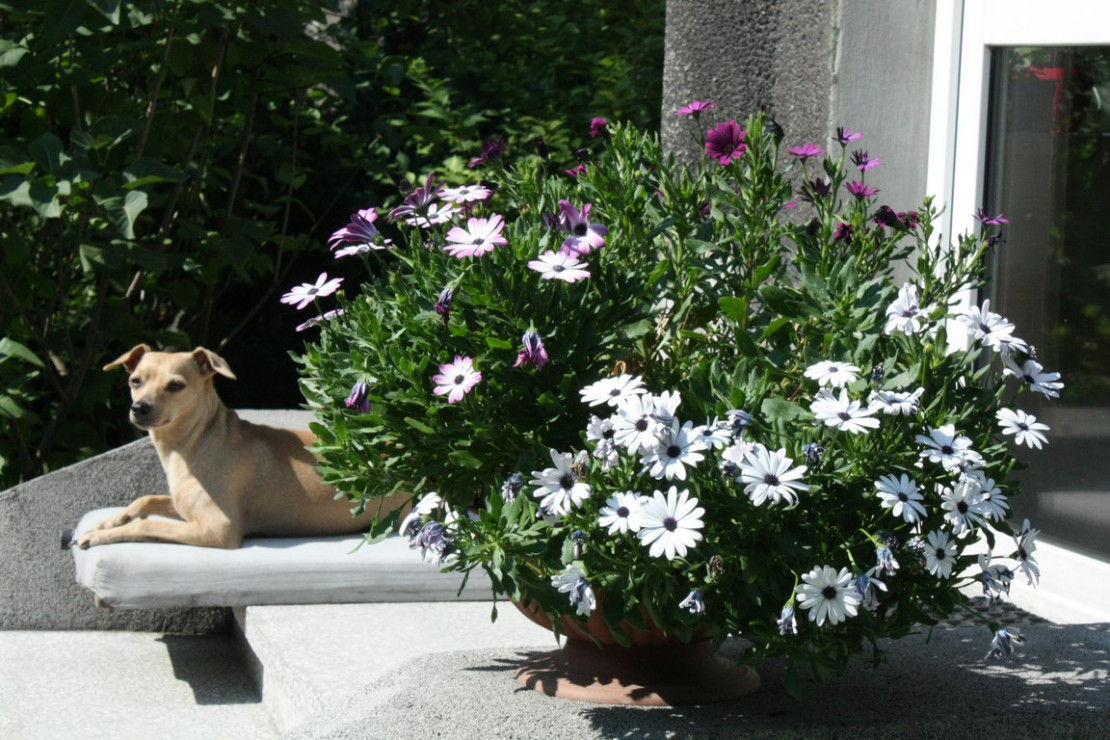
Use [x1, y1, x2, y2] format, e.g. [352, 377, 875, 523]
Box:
[293, 108, 1059, 692]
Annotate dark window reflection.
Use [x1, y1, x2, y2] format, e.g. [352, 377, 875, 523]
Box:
[986, 47, 1110, 560]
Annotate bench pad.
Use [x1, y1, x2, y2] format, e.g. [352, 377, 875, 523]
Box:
[71, 508, 486, 608]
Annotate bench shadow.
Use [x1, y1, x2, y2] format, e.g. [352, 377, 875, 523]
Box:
[159, 634, 263, 706]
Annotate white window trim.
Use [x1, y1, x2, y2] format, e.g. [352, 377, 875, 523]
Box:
[928, 0, 1110, 624]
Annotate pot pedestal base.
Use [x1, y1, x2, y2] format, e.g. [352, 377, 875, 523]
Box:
[515, 638, 760, 706]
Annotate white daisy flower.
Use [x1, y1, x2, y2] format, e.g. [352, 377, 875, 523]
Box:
[527, 249, 591, 283]
[403, 201, 459, 228]
[439, 183, 492, 204]
[399, 492, 444, 539]
[637, 486, 705, 560]
[586, 414, 616, 444]
[693, 421, 733, 450]
[978, 553, 1014, 603]
[868, 387, 924, 416]
[795, 565, 862, 626]
[884, 282, 932, 334]
[804, 360, 861, 388]
[964, 470, 1009, 521]
[997, 408, 1049, 449]
[530, 449, 591, 517]
[551, 565, 596, 616]
[738, 445, 809, 506]
[916, 424, 975, 472]
[924, 529, 957, 578]
[874, 473, 926, 523]
[1002, 355, 1064, 399]
[612, 393, 663, 454]
[598, 492, 644, 535]
[986, 627, 1026, 660]
[939, 476, 990, 536]
[280, 272, 344, 310]
[679, 590, 706, 615]
[720, 438, 756, 476]
[641, 421, 707, 481]
[650, 390, 682, 426]
[810, 388, 880, 434]
[579, 374, 646, 407]
[1013, 518, 1040, 586]
[854, 572, 887, 611]
[958, 299, 1023, 352]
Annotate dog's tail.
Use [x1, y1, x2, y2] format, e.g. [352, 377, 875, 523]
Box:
[61, 528, 75, 550]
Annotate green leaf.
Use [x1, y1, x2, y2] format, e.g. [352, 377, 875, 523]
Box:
[0, 395, 26, 420]
[718, 296, 747, 324]
[403, 416, 436, 434]
[122, 158, 186, 190]
[0, 338, 45, 368]
[760, 397, 807, 422]
[101, 190, 149, 239]
[28, 134, 67, 175]
[448, 449, 482, 469]
[0, 41, 28, 69]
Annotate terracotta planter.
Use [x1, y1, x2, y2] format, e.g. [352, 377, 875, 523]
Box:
[513, 597, 760, 706]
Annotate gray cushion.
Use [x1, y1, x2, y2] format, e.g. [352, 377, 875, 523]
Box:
[71, 508, 487, 608]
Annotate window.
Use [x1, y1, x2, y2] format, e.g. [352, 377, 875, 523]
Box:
[929, 0, 1110, 621]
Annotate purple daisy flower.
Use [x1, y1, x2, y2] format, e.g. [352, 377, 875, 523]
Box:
[835, 126, 864, 145]
[676, 100, 715, 117]
[513, 331, 549, 371]
[846, 180, 879, 200]
[443, 214, 507, 258]
[589, 117, 609, 139]
[345, 381, 371, 414]
[434, 288, 453, 327]
[788, 143, 824, 160]
[468, 135, 507, 168]
[850, 150, 882, 171]
[328, 208, 391, 257]
[973, 208, 1010, 226]
[554, 200, 608, 256]
[705, 120, 747, 165]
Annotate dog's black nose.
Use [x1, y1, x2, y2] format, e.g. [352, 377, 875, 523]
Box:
[131, 401, 151, 418]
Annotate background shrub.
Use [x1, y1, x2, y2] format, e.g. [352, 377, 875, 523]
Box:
[0, 0, 664, 487]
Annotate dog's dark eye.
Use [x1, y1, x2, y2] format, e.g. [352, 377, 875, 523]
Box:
[129, 377, 143, 388]
[166, 380, 186, 393]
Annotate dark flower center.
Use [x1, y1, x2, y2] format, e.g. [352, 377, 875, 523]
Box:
[609, 388, 622, 397]
[574, 223, 588, 236]
[616, 506, 630, 518]
[957, 501, 968, 514]
[763, 473, 780, 486]
[980, 322, 991, 333]
[635, 418, 649, 432]
[934, 547, 946, 559]
[662, 516, 678, 532]
[667, 445, 682, 458]
[898, 492, 908, 502]
[940, 445, 954, 455]
[553, 264, 565, 272]
[838, 411, 852, 421]
[559, 473, 576, 490]
[453, 374, 465, 384]
[1018, 422, 1029, 432]
[821, 586, 837, 600]
[1023, 374, 1035, 384]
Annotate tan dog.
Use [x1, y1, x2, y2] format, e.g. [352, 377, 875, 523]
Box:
[77, 344, 393, 549]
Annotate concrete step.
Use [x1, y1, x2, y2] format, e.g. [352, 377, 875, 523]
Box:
[234, 601, 555, 735]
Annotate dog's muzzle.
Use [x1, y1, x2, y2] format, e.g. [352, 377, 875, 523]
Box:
[130, 401, 155, 427]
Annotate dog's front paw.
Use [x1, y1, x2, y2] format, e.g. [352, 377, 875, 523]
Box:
[75, 532, 96, 549]
[91, 514, 130, 531]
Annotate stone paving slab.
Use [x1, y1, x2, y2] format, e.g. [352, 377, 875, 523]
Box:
[0, 631, 277, 740]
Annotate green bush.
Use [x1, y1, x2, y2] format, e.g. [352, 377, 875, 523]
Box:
[0, 0, 664, 487]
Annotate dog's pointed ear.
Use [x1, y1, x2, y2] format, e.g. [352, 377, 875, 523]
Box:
[192, 348, 237, 380]
[103, 344, 151, 373]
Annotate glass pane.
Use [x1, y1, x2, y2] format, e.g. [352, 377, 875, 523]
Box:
[986, 47, 1110, 559]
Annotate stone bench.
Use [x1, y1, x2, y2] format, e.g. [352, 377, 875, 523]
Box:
[70, 507, 486, 609]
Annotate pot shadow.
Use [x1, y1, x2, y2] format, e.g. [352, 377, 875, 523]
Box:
[470, 624, 1110, 739]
